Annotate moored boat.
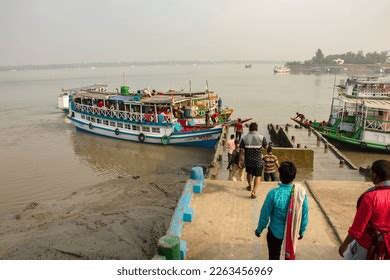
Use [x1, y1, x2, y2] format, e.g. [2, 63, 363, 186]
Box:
[66, 87, 231, 148]
[273, 66, 290, 73]
[308, 76, 390, 152]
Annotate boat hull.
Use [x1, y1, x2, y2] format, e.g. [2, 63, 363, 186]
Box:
[69, 116, 221, 148]
[320, 132, 390, 153]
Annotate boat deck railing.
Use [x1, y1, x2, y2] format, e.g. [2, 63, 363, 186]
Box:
[364, 118, 390, 132]
[73, 103, 173, 124]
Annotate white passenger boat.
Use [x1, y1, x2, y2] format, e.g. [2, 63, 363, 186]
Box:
[273, 66, 290, 73]
[67, 88, 227, 148]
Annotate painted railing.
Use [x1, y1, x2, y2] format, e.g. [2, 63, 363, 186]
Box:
[364, 118, 390, 132]
[74, 103, 172, 123]
[153, 166, 205, 260]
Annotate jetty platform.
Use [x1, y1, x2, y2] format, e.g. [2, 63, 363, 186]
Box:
[181, 179, 371, 260]
[179, 125, 370, 260]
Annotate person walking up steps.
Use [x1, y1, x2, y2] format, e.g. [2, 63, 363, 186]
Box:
[227, 139, 243, 181]
[239, 122, 265, 198]
[226, 134, 235, 164]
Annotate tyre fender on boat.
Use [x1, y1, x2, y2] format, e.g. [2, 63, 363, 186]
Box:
[115, 128, 120, 135]
[89, 122, 93, 129]
[360, 142, 367, 149]
[161, 135, 170, 145]
[138, 133, 145, 143]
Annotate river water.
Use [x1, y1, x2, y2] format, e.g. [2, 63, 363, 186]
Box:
[0, 64, 388, 214]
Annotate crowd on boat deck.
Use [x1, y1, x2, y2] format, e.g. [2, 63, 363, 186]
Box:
[226, 121, 390, 260]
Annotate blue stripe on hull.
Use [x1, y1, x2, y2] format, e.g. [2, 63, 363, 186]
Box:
[174, 139, 219, 148]
[73, 119, 220, 148]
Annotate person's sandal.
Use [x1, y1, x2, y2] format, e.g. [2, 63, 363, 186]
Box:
[250, 193, 257, 199]
[246, 186, 252, 191]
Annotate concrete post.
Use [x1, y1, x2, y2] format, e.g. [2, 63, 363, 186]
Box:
[297, 143, 301, 148]
[291, 136, 295, 142]
[157, 235, 180, 260]
[285, 125, 288, 132]
[339, 160, 345, 167]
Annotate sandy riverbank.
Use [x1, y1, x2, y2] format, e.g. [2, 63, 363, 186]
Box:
[0, 173, 187, 259]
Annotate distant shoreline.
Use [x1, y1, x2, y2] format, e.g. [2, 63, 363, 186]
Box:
[0, 60, 285, 72]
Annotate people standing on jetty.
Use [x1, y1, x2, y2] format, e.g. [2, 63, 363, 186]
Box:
[339, 160, 390, 260]
[239, 122, 265, 198]
[217, 97, 222, 112]
[293, 112, 305, 123]
[263, 146, 280, 182]
[235, 118, 244, 141]
[226, 134, 235, 163]
[227, 139, 244, 181]
[205, 111, 210, 128]
[255, 161, 309, 260]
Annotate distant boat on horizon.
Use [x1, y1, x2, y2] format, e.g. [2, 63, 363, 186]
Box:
[245, 64, 252, 69]
[273, 66, 290, 73]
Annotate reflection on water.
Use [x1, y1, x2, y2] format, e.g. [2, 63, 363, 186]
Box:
[69, 126, 212, 177]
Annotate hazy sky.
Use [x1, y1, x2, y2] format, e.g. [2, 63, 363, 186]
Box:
[1, 0, 389, 65]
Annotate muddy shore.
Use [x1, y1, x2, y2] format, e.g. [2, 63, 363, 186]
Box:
[0, 174, 187, 259]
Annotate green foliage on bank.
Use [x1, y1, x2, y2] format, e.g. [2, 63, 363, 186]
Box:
[287, 49, 389, 66]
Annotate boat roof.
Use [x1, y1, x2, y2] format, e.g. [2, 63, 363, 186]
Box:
[354, 80, 390, 85]
[339, 96, 390, 110]
[109, 95, 137, 102]
[142, 95, 189, 104]
[73, 91, 115, 99]
[63, 84, 107, 92]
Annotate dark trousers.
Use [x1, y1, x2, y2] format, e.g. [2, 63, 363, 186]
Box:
[227, 153, 232, 164]
[267, 230, 283, 260]
[235, 131, 242, 141]
[264, 172, 277, 182]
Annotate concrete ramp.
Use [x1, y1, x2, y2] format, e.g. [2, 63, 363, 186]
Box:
[182, 179, 341, 260]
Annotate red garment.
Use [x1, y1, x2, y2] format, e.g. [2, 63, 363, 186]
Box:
[285, 187, 296, 260]
[235, 122, 243, 132]
[348, 183, 390, 254]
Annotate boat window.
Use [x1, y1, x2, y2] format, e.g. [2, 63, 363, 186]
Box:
[91, 117, 96, 123]
[152, 127, 160, 133]
[103, 120, 109, 125]
[110, 121, 116, 127]
[96, 119, 102, 124]
[132, 125, 140, 131]
[81, 115, 86, 119]
[86, 116, 91, 121]
[125, 124, 131, 129]
[117, 123, 124, 128]
[142, 126, 150, 132]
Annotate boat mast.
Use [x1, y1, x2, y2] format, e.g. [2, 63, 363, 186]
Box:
[329, 74, 337, 123]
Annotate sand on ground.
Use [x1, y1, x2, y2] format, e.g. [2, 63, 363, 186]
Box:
[0, 174, 187, 260]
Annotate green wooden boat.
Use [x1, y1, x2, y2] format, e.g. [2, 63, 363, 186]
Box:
[309, 76, 390, 152]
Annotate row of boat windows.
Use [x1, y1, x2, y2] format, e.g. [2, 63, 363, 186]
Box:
[81, 114, 161, 133]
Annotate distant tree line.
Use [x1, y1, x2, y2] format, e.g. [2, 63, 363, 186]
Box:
[286, 49, 389, 67]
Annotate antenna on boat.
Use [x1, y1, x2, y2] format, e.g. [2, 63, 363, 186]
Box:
[329, 73, 337, 123]
[206, 80, 209, 92]
[122, 72, 126, 85]
[332, 73, 337, 98]
[189, 80, 192, 94]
